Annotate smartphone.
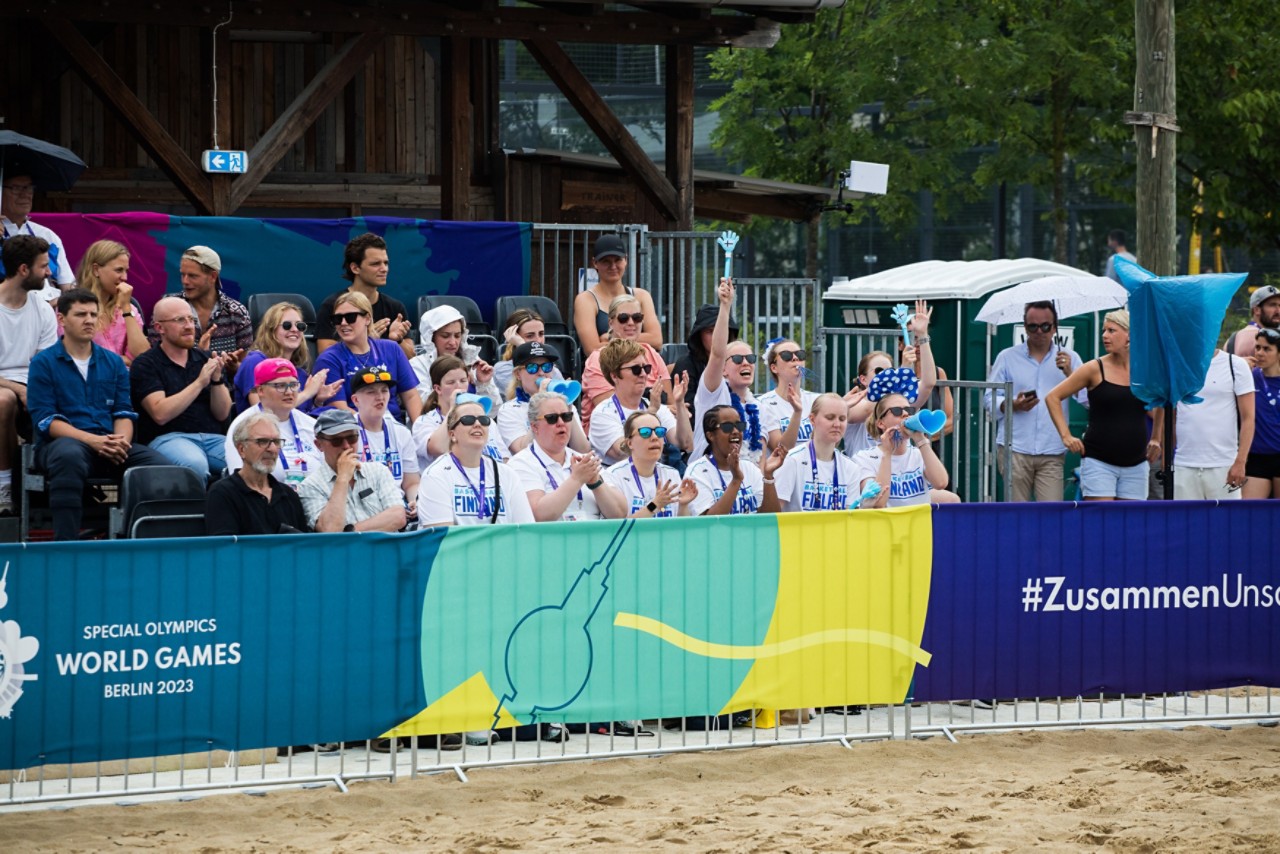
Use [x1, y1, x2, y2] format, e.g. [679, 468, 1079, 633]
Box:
[1019, 389, 1038, 400]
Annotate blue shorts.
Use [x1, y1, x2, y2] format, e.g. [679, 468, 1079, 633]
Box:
[1079, 456, 1148, 500]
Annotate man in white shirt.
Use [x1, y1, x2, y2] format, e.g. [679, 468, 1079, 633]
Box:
[1170, 349, 1254, 500]
[299, 409, 406, 532]
[0, 234, 58, 513]
[1, 173, 75, 290]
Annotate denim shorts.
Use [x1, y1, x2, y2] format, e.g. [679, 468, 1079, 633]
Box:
[1079, 456, 1148, 500]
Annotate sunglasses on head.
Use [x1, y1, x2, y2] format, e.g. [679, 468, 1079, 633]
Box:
[634, 425, 668, 439]
[279, 320, 308, 332]
[1025, 322, 1054, 333]
[614, 312, 643, 325]
[622, 363, 653, 377]
[541, 412, 575, 425]
[333, 311, 367, 326]
[715, 421, 743, 434]
[453, 414, 492, 427]
[359, 370, 392, 385]
[775, 349, 807, 362]
[884, 406, 911, 417]
[728, 354, 758, 365]
[524, 362, 556, 374]
[1258, 328, 1280, 343]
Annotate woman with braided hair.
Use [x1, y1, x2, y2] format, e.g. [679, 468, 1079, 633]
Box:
[691, 278, 764, 464]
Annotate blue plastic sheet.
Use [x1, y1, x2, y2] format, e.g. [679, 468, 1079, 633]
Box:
[1113, 256, 1245, 408]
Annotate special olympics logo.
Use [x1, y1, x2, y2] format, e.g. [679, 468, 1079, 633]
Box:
[0, 562, 40, 719]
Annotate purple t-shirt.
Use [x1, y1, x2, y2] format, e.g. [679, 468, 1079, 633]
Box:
[313, 338, 419, 420]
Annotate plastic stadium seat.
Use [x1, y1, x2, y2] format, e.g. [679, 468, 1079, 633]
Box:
[111, 466, 207, 539]
[246, 293, 317, 332]
[660, 343, 689, 368]
[131, 514, 207, 539]
[494, 296, 579, 378]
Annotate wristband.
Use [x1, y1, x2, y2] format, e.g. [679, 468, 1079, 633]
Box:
[586, 479, 604, 490]
[342, 523, 356, 533]
[645, 500, 658, 514]
[913, 440, 928, 448]
[762, 478, 775, 485]
[915, 336, 931, 345]
[121, 311, 134, 318]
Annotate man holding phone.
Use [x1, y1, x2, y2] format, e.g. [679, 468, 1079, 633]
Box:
[985, 301, 1086, 501]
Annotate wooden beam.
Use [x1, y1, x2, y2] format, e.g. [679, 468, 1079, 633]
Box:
[441, 37, 474, 220]
[210, 26, 234, 215]
[228, 31, 384, 210]
[665, 44, 695, 230]
[695, 188, 818, 222]
[523, 38, 681, 223]
[41, 16, 214, 213]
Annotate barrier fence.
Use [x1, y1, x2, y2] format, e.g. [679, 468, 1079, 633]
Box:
[2, 502, 1276, 807]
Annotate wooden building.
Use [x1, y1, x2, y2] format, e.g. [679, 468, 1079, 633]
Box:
[2, 0, 839, 228]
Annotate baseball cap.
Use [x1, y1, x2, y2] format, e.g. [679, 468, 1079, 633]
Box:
[314, 409, 360, 438]
[253, 357, 298, 387]
[183, 245, 222, 272]
[1250, 285, 1280, 310]
[350, 368, 396, 394]
[593, 234, 627, 260]
[513, 341, 560, 365]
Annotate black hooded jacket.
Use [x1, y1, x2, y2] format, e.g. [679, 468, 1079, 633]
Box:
[673, 304, 739, 409]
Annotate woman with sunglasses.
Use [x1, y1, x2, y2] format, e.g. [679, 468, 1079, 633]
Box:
[413, 356, 506, 470]
[758, 339, 816, 453]
[313, 291, 422, 423]
[692, 279, 763, 465]
[774, 393, 862, 512]
[74, 239, 150, 366]
[418, 399, 533, 528]
[349, 370, 421, 518]
[581, 295, 671, 431]
[509, 391, 628, 522]
[493, 308, 564, 393]
[843, 301, 938, 456]
[1244, 327, 1280, 499]
[234, 302, 343, 414]
[852, 384, 957, 508]
[589, 338, 690, 465]
[686, 406, 786, 516]
[411, 304, 500, 409]
[497, 341, 588, 455]
[603, 411, 698, 518]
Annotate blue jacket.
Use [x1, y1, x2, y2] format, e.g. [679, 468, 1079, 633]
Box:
[27, 340, 137, 442]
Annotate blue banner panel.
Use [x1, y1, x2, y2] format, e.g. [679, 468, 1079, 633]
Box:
[916, 502, 1280, 702]
[0, 531, 438, 769]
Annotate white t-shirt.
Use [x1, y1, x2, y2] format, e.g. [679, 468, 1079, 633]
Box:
[843, 420, 877, 457]
[774, 443, 859, 512]
[2, 217, 75, 286]
[758, 388, 820, 448]
[589, 396, 676, 465]
[1175, 351, 1254, 468]
[602, 459, 682, 518]
[224, 405, 320, 488]
[71, 354, 91, 381]
[356, 417, 420, 487]
[0, 290, 58, 383]
[691, 379, 760, 464]
[411, 409, 504, 471]
[417, 454, 534, 527]
[849, 446, 932, 507]
[496, 397, 531, 452]
[685, 455, 765, 516]
[508, 444, 603, 522]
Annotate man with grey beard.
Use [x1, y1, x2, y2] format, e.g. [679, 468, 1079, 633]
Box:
[205, 411, 310, 535]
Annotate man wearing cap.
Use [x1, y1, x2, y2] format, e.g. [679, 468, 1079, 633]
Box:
[348, 368, 420, 516]
[146, 245, 253, 356]
[572, 233, 662, 354]
[1226, 285, 1280, 361]
[315, 232, 414, 358]
[131, 296, 235, 482]
[224, 358, 319, 490]
[27, 288, 172, 540]
[2, 171, 75, 293]
[206, 411, 311, 536]
[299, 409, 407, 533]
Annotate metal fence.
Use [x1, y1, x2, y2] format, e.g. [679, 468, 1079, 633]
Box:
[527, 223, 646, 327]
[638, 230, 720, 348]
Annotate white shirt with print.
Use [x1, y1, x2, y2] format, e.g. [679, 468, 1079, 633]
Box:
[417, 454, 534, 527]
[685, 455, 764, 516]
[602, 459, 682, 518]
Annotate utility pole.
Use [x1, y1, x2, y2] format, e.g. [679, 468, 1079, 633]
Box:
[1126, 0, 1179, 499]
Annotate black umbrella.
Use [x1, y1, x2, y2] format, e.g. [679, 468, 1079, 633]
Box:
[0, 131, 87, 197]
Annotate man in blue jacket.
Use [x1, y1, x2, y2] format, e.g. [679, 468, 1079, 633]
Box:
[28, 288, 171, 540]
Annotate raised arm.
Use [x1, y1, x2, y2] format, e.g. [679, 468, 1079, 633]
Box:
[702, 279, 734, 395]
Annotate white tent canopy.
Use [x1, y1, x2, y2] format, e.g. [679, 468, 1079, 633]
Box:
[825, 258, 1092, 302]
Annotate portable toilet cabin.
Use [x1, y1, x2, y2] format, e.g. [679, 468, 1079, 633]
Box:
[820, 259, 1105, 501]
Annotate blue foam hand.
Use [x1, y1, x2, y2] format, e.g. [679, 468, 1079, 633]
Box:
[890, 303, 913, 347]
[549, 380, 582, 404]
[717, 230, 740, 280]
[859, 480, 882, 504]
[903, 409, 946, 436]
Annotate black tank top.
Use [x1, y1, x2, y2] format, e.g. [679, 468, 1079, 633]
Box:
[1082, 359, 1147, 466]
[591, 287, 635, 336]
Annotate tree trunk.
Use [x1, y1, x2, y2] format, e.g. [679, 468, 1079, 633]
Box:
[805, 214, 821, 280]
[1050, 76, 1069, 264]
[1134, 0, 1177, 275]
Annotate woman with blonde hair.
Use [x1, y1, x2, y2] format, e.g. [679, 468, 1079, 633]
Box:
[313, 290, 422, 422]
[580, 294, 671, 431]
[232, 301, 342, 413]
[74, 239, 149, 365]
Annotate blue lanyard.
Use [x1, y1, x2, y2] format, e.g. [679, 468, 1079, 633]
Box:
[260, 405, 306, 472]
[810, 442, 843, 509]
[451, 453, 488, 519]
[359, 421, 386, 464]
[531, 445, 583, 503]
[630, 463, 657, 498]
[612, 394, 646, 421]
[707, 455, 728, 491]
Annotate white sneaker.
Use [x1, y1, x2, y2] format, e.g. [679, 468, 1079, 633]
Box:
[0, 481, 13, 516]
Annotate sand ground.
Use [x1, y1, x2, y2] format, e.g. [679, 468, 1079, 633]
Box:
[3, 725, 1279, 852]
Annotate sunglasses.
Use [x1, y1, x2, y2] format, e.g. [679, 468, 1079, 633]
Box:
[247, 437, 283, 448]
[541, 412, 575, 425]
[728, 354, 759, 365]
[884, 406, 911, 417]
[333, 311, 367, 326]
[1257, 328, 1280, 343]
[622, 364, 653, 377]
[1025, 322, 1054, 333]
[775, 349, 807, 362]
[634, 426, 668, 439]
[263, 381, 300, 393]
[323, 433, 360, 446]
[524, 362, 556, 375]
[873, 366, 887, 375]
[614, 312, 643, 325]
[453, 414, 493, 427]
[359, 370, 393, 385]
[715, 421, 744, 434]
[279, 320, 308, 332]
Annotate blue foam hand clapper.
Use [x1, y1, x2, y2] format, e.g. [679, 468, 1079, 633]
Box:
[549, 380, 582, 404]
[904, 409, 946, 437]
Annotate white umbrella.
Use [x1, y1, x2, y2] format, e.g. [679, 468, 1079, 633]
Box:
[975, 275, 1128, 325]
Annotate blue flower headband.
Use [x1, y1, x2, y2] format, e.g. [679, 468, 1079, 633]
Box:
[866, 367, 919, 404]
